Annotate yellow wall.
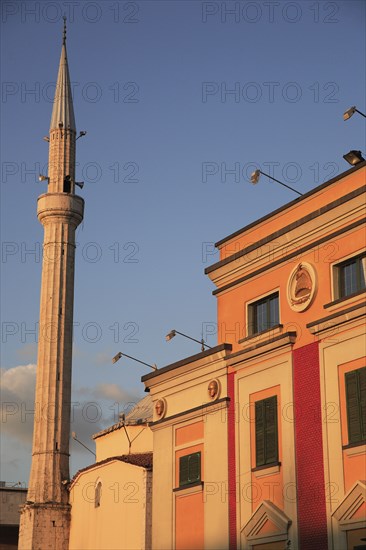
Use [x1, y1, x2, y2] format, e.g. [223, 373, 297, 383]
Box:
[145, 348, 230, 550]
[69, 460, 151, 550]
[235, 349, 298, 549]
[318, 324, 365, 550]
[95, 424, 153, 462]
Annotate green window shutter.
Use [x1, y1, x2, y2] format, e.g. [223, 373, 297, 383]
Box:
[188, 453, 201, 484]
[255, 400, 265, 466]
[345, 369, 366, 444]
[179, 455, 190, 486]
[264, 396, 278, 464]
[179, 452, 201, 487]
[255, 396, 278, 467]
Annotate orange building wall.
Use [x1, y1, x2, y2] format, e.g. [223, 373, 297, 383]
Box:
[175, 423, 204, 550]
[217, 226, 365, 352]
[175, 492, 204, 550]
[175, 421, 204, 446]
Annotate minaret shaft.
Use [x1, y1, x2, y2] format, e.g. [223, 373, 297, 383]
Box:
[48, 129, 76, 194]
[18, 23, 84, 550]
[27, 214, 81, 504]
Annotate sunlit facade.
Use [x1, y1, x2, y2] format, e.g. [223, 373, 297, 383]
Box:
[142, 161, 366, 550]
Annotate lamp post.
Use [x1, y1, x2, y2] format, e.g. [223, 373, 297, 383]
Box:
[165, 329, 212, 352]
[112, 351, 157, 371]
[250, 169, 303, 197]
[343, 106, 366, 121]
[71, 432, 96, 458]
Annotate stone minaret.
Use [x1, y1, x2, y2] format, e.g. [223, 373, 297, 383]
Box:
[19, 21, 84, 550]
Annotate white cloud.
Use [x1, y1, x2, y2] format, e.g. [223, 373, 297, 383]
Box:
[1, 364, 144, 482]
[1, 364, 37, 444]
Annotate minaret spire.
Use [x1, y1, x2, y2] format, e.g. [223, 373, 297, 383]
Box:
[63, 15, 67, 45]
[19, 21, 84, 550]
[50, 16, 75, 134]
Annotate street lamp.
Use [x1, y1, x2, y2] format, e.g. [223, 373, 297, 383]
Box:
[112, 351, 157, 371]
[342, 150, 365, 166]
[71, 432, 96, 457]
[343, 106, 366, 121]
[250, 169, 303, 197]
[165, 329, 212, 353]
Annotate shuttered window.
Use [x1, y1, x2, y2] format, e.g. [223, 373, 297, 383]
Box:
[179, 452, 201, 487]
[255, 396, 278, 467]
[345, 367, 366, 445]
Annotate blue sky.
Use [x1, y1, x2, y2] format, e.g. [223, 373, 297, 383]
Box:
[1, 0, 365, 483]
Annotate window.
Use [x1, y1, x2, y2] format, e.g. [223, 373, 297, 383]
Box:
[255, 396, 278, 467]
[94, 481, 102, 508]
[336, 253, 366, 299]
[248, 292, 279, 335]
[345, 367, 366, 445]
[179, 452, 201, 487]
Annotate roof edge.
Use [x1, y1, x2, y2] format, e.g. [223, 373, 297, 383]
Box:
[141, 343, 232, 383]
[214, 161, 366, 248]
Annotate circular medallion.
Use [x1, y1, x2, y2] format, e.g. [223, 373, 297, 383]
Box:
[287, 262, 317, 312]
[154, 398, 167, 419]
[207, 379, 220, 400]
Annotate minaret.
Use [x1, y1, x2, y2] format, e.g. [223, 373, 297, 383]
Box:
[19, 20, 84, 550]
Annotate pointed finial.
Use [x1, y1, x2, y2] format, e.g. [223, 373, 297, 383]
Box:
[63, 15, 67, 45]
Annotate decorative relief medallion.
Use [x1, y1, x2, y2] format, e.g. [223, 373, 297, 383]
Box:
[287, 262, 317, 312]
[208, 379, 220, 400]
[155, 398, 167, 419]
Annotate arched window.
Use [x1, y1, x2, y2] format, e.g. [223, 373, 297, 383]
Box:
[95, 481, 102, 508]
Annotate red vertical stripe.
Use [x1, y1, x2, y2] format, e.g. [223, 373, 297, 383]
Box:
[293, 342, 328, 549]
[228, 371, 237, 550]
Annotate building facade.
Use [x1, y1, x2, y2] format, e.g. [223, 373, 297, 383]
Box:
[143, 162, 366, 550]
[0, 484, 27, 549]
[68, 397, 153, 550]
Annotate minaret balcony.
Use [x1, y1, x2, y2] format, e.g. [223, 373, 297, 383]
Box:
[37, 192, 84, 228]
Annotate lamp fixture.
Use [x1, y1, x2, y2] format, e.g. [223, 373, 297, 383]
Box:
[43, 136, 50, 142]
[112, 351, 157, 371]
[165, 329, 212, 353]
[342, 150, 365, 166]
[38, 174, 50, 182]
[76, 131, 87, 140]
[343, 106, 366, 121]
[250, 169, 303, 197]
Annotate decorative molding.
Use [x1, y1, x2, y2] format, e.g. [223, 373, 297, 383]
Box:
[242, 500, 291, 544]
[287, 262, 317, 312]
[307, 301, 366, 335]
[333, 480, 366, 531]
[227, 332, 297, 368]
[252, 464, 281, 479]
[149, 397, 230, 429]
[211, 217, 366, 296]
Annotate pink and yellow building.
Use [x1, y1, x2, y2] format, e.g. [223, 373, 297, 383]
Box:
[69, 162, 365, 549]
[142, 161, 366, 549]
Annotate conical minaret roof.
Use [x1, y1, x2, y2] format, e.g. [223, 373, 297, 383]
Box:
[50, 20, 76, 131]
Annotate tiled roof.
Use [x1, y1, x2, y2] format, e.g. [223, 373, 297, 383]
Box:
[92, 395, 152, 440]
[69, 452, 153, 487]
